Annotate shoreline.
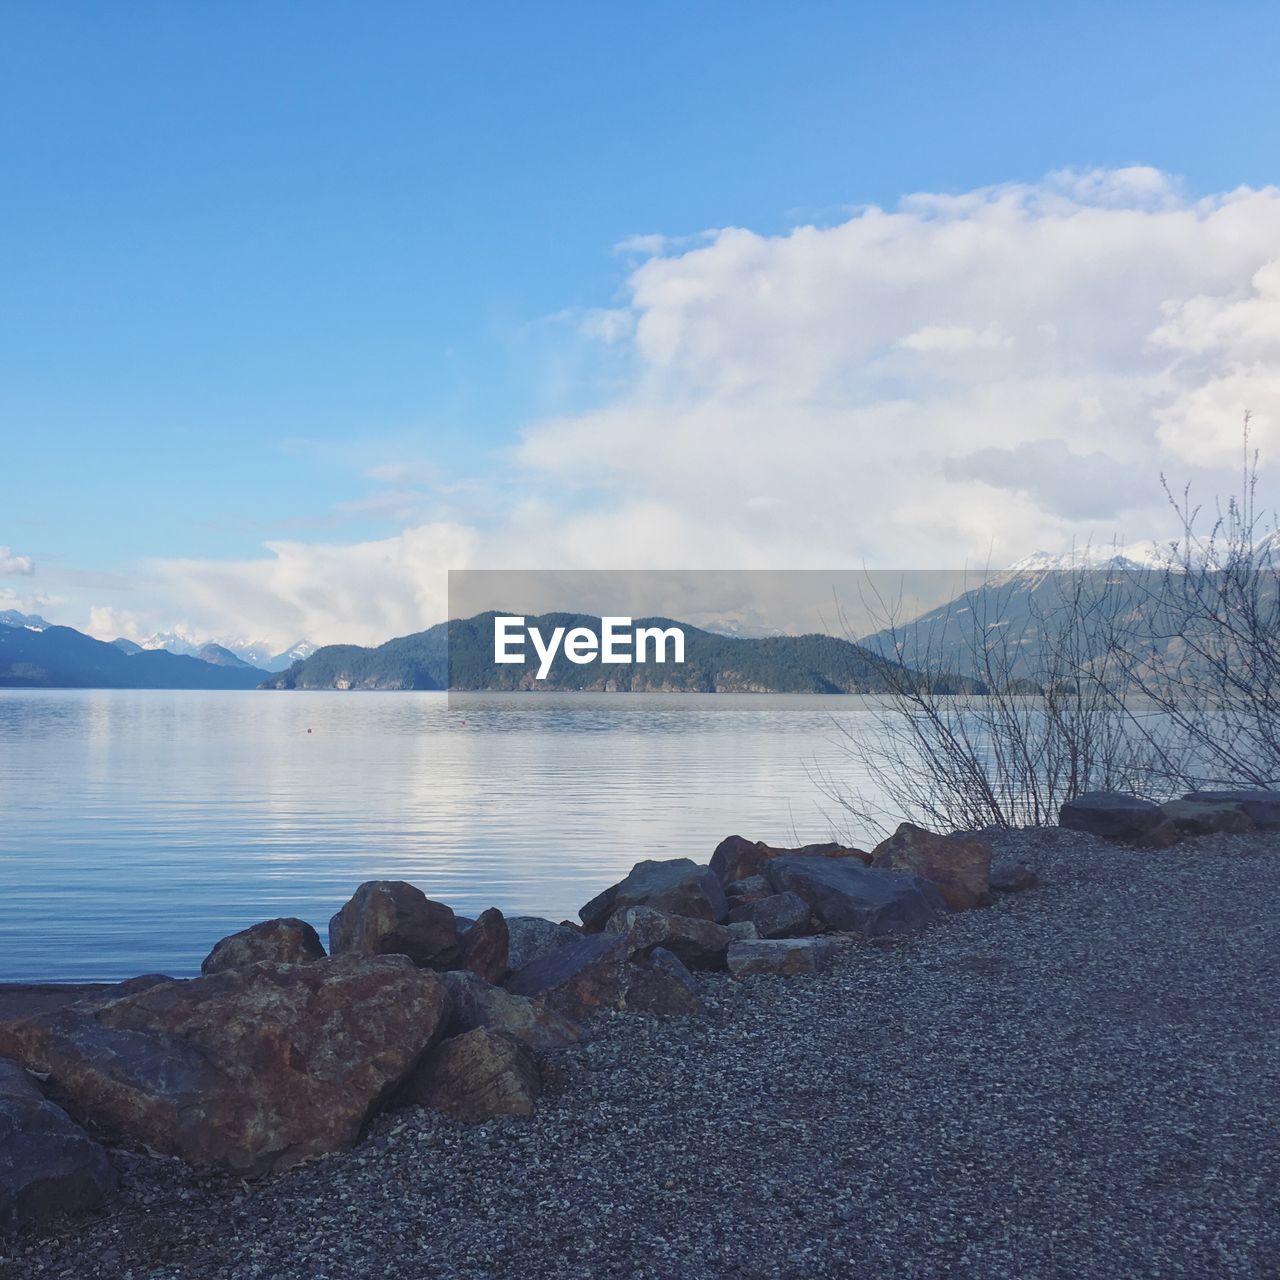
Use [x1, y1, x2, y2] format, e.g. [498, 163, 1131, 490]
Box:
[3, 823, 1277, 1277]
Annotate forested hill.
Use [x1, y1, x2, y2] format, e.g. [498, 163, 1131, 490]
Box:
[261, 611, 974, 693]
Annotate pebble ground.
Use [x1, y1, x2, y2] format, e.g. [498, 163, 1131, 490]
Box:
[4, 827, 1278, 1280]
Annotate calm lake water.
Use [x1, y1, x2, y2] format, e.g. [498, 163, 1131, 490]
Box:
[0, 690, 884, 982]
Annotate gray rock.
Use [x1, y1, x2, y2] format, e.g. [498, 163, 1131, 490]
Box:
[506, 931, 633, 1021]
[201, 918, 325, 976]
[726, 920, 761, 941]
[1059, 792, 1166, 842]
[579, 858, 729, 931]
[1161, 799, 1255, 836]
[728, 891, 812, 939]
[726, 939, 830, 978]
[504, 917, 580, 976]
[0, 1059, 116, 1234]
[990, 862, 1040, 893]
[710, 836, 871, 887]
[439, 971, 585, 1053]
[724, 875, 773, 908]
[1182, 790, 1280, 830]
[603, 906, 732, 969]
[328, 880, 459, 969]
[763, 856, 943, 937]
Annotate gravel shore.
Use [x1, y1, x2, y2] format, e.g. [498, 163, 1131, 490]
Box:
[4, 826, 1278, 1280]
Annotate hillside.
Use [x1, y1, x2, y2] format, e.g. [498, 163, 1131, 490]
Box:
[262, 611, 973, 693]
[0, 625, 267, 689]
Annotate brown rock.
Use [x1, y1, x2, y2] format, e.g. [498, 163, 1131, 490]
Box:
[871, 824, 992, 911]
[0, 955, 450, 1176]
[457, 908, 509, 984]
[724, 875, 773, 908]
[201, 918, 325, 976]
[621, 949, 702, 1016]
[328, 880, 458, 969]
[710, 836, 871, 887]
[406, 1028, 540, 1122]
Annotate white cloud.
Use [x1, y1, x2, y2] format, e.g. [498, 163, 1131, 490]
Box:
[0, 546, 35, 576]
[111, 167, 1280, 646]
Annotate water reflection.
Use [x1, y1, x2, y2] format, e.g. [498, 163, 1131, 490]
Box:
[0, 690, 885, 981]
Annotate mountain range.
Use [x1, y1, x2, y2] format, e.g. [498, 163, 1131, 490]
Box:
[262, 611, 979, 694]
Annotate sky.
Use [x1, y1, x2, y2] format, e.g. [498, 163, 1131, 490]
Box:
[4, 2, 1280, 648]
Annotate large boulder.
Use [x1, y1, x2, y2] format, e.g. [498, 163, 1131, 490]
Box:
[603, 906, 732, 970]
[579, 859, 728, 932]
[201, 918, 325, 976]
[506, 932, 633, 1021]
[329, 880, 458, 969]
[726, 939, 831, 978]
[871, 824, 992, 911]
[456, 908, 509, 984]
[1182, 790, 1280, 831]
[505, 917, 580, 977]
[763, 857, 943, 937]
[405, 1028, 540, 1123]
[1058, 792, 1169, 843]
[0, 1059, 116, 1234]
[710, 836, 871, 887]
[1161, 799, 1255, 837]
[622, 948, 702, 1016]
[0, 955, 450, 1176]
[724, 875, 773, 908]
[439, 971, 584, 1053]
[727, 891, 812, 939]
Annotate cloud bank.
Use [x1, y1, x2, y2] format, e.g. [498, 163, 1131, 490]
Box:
[90, 167, 1280, 646]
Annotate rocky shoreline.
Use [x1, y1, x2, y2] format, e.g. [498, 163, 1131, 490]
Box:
[3, 790, 1279, 1278]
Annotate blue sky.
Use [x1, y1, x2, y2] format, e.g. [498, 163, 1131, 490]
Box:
[4, 3, 1280, 644]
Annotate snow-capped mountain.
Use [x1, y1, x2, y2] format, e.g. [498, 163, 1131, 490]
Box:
[0, 609, 50, 631]
[133, 631, 316, 672]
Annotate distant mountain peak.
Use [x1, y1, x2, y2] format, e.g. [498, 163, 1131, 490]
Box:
[0, 609, 50, 632]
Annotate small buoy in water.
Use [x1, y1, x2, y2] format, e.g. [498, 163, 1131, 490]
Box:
[306, 728, 312, 734]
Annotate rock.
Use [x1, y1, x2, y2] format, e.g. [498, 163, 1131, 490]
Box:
[724, 875, 773, 908]
[990, 862, 1040, 893]
[763, 857, 943, 937]
[505, 917, 580, 976]
[0, 1059, 116, 1234]
[1058, 792, 1167, 842]
[728, 891, 812, 939]
[726, 939, 830, 978]
[200, 918, 325, 976]
[1160, 799, 1255, 836]
[603, 906, 732, 970]
[622, 949, 702, 1016]
[1181, 790, 1280, 830]
[506, 931, 633, 1021]
[329, 880, 458, 969]
[726, 921, 761, 941]
[457, 908, 509, 984]
[0, 955, 450, 1176]
[405, 1028, 540, 1122]
[1138, 817, 1183, 849]
[579, 859, 728, 931]
[871, 824, 992, 911]
[710, 836, 871, 887]
[439, 971, 584, 1053]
